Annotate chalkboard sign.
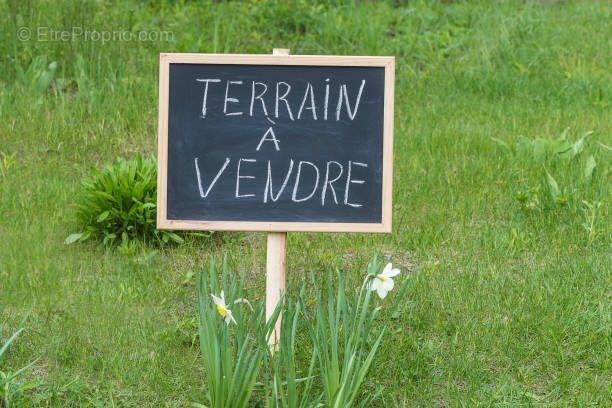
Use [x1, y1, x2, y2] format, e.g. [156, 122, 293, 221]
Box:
[157, 54, 394, 232]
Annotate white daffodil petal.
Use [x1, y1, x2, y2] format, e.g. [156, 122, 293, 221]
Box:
[376, 285, 388, 299]
[225, 310, 237, 325]
[385, 268, 401, 278]
[382, 263, 393, 276]
[211, 294, 224, 306]
[369, 278, 381, 291]
[382, 278, 394, 291]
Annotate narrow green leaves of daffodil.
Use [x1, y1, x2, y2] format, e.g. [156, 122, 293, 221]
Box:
[196, 258, 266, 408]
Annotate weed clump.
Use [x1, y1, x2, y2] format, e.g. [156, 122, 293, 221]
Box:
[66, 155, 184, 247]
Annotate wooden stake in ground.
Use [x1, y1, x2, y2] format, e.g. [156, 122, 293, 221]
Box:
[265, 48, 290, 348]
[266, 231, 286, 347]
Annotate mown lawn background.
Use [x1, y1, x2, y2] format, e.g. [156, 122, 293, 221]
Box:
[0, 0, 610, 406]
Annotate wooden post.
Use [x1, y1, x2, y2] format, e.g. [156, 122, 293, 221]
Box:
[266, 231, 286, 347]
[266, 48, 290, 347]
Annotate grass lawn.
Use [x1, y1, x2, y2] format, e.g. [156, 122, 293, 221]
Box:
[1, 0, 610, 406]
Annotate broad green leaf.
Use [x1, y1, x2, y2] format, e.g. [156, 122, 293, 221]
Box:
[545, 170, 560, 201]
[584, 155, 596, 182]
[553, 137, 572, 159]
[64, 233, 83, 245]
[516, 136, 532, 157]
[166, 232, 185, 244]
[532, 139, 548, 162]
[96, 210, 110, 222]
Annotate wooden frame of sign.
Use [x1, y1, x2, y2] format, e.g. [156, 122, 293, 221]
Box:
[156, 52, 395, 233]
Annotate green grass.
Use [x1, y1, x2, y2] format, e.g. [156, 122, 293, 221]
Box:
[1, 0, 610, 406]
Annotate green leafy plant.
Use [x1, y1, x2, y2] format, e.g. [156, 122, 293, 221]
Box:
[195, 259, 276, 408]
[514, 130, 591, 164]
[515, 185, 542, 212]
[194, 257, 405, 407]
[0, 325, 39, 407]
[264, 292, 318, 408]
[14, 56, 58, 98]
[65, 155, 184, 246]
[502, 130, 603, 213]
[304, 258, 399, 408]
[544, 170, 570, 207]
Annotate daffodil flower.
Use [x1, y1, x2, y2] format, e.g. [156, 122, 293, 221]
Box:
[211, 291, 237, 325]
[233, 297, 254, 312]
[369, 262, 400, 299]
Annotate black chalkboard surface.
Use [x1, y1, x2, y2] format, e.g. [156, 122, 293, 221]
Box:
[157, 54, 394, 232]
